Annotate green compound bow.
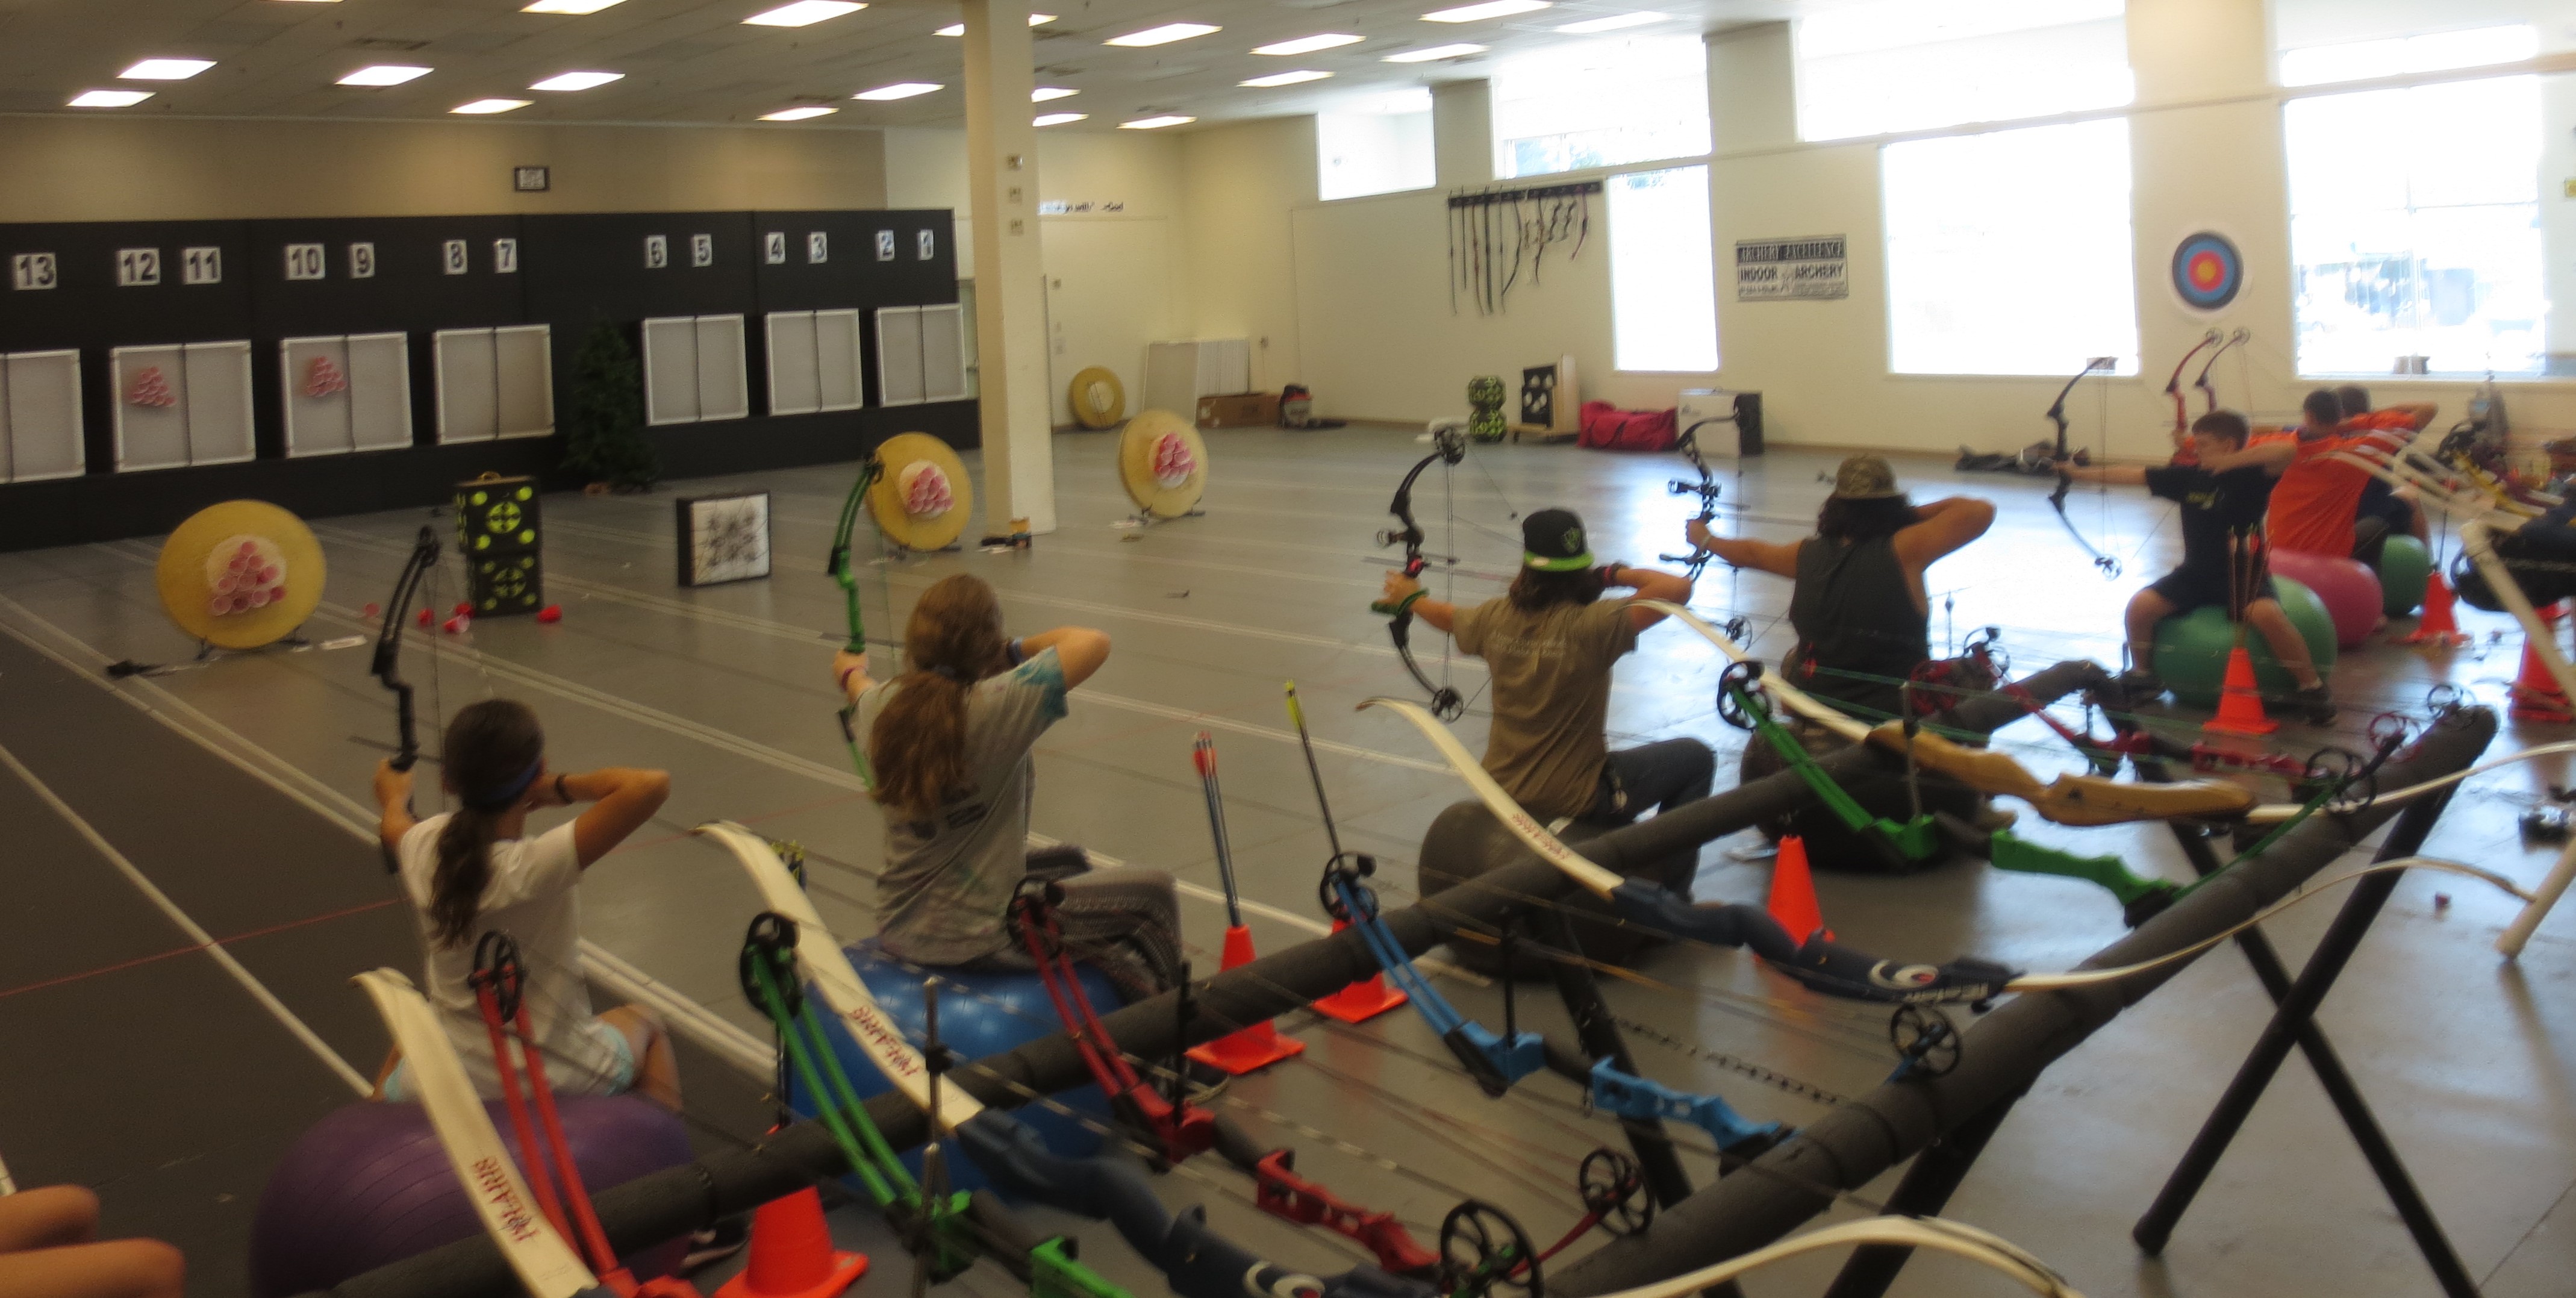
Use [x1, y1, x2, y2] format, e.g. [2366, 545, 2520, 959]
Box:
[828, 458, 889, 787]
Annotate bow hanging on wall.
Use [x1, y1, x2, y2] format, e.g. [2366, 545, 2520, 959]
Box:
[1448, 179, 1601, 317]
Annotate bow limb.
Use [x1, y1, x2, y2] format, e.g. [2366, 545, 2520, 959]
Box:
[1588, 1216, 2082, 1298]
[1656, 419, 1727, 576]
[2163, 328, 2222, 438]
[370, 525, 442, 773]
[1357, 697, 1623, 897]
[829, 459, 887, 786]
[2192, 328, 2250, 416]
[1374, 429, 1470, 720]
[1632, 599, 1871, 741]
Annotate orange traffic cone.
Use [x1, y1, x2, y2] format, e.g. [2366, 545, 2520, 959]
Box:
[1767, 835, 1830, 945]
[1187, 925, 1306, 1074]
[2402, 570, 2469, 646]
[1312, 919, 1408, 1023]
[2204, 641, 2279, 737]
[715, 1187, 867, 1298]
[2509, 616, 2574, 722]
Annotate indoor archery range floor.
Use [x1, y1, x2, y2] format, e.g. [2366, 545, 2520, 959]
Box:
[5, 429, 2576, 1298]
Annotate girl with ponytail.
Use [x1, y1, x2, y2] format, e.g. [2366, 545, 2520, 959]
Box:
[371, 699, 678, 1106]
[835, 574, 1180, 996]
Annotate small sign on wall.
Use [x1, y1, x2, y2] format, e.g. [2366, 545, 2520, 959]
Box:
[351, 242, 376, 278]
[11, 253, 57, 290]
[764, 232, 787, 264]
[514, 166, 550, 192]
[1735, 235, 1846, 301]
[874, 230, 896, 261]
[645, 234, 669, 269]
[443, 240, 470, 275]
[182, 247, 222, 285]
[494, 238, 519, 273]
[117, 248, 161, 287]
[806, 232, 828, 264]
[916, 229, 935, 260]
[285, 243, 326, 281]
[691, 233, 713, 267]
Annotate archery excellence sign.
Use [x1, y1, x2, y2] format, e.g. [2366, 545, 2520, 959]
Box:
[1736, 236, 1847, 301]
[2170, 229, 2245, 313]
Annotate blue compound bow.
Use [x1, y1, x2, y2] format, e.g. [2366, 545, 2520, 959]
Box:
[1325, 858, 1544, 1098]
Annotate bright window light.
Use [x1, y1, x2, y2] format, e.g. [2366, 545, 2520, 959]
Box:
[1105, 23, 1220, 46]
[1555, 11, 1661, 33]
[1610, 165, 1717, 372]
[120, 59, 214, 80]
[1253, 33, 1362, 55]
[1492, 36, 1706, 177]
[935, 14, 1053, 34]
[68, 89, 153, 107]
[1120, 114, 1196, 128]
[338, 65, 432, 86]
[1421, 0, 1548, 21]
[1035, 111, 1088, 126]
[744, 1, 864, 27]
[1795, 0, 2132, 141]
[2285, 72, 2545, 375]
[1318, 89, 1433, 199]
[1883, 119, 2139, 375]
[530, 70, 623, 91]
[1244, 69, 1333, 87]
[1383, 43, 1485, 62]
[1032, 86, 1079, 101]
[2278, 23, 2536, 87]
[854, 81, 941, 99]
[522, 0, 625, 13]
[761, 105, 838, 120]
[452, 98, 532, 114]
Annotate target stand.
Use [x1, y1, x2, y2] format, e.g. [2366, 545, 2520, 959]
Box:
[110, 499, 329, 678]
[1116, 408, 1208, 531]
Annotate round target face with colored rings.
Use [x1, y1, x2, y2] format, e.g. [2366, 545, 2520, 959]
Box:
[2171, 231, 2244, 313]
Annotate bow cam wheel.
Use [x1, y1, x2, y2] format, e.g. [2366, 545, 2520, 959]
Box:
[1888, 1003, 1960, 1079]
[1441, 1199, 1539, 1298]
[1576, 1148, 1653, 1237]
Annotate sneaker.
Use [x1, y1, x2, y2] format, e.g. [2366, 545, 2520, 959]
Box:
[2289, 684, 2338, 726]
[2114, 668, 2165, 704]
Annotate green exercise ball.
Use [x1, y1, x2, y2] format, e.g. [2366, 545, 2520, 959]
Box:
[2153, 576, 2337, 709]
[2376, 534, 2431, 616]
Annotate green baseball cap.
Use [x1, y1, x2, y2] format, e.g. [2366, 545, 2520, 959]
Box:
[1830, 455, 1901, 500]
[1521, 508, 1594, 571]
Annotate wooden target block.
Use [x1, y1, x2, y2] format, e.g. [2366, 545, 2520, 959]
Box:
[1118, 408, 1207, 519]
[867, 432, 975, 552]
[154, 500, 326, 649]
[1068, 366, 1126, 429]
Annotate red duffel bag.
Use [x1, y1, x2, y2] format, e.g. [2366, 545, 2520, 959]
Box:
[1577, 401, 1677, 452]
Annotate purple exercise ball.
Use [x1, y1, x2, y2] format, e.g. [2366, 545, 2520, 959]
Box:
[2268, 548, 2383, 648]
[249, 1096, 690, 1298]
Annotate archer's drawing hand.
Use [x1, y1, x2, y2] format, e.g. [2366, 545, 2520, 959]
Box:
[1380, 572, 1423, 605]
[373, 760, 412, 810]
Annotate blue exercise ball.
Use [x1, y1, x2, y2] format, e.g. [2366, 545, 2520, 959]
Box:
[2152, 577, 2337, 710]
[249, 1096, 690, 1298]
[787, 940, 1115, 1197]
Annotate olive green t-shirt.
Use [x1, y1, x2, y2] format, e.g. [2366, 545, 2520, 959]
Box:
[1451, 597, 1641, 820]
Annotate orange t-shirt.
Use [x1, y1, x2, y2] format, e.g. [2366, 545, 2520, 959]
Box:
[2265, 416, 2418, 556]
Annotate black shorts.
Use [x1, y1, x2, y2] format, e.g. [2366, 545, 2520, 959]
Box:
[2150, 566, 2274, 614]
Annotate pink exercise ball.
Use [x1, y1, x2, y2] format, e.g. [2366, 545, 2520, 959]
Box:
[2269, 549, 2382, 648]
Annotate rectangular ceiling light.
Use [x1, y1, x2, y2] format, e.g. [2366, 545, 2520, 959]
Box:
[761, 105, 838, 120]
[1034, 111, 1087, 126]
[452, 98, 532, 114]
[744, 1, 865, 27]
[1421, 0, 1547, 20]
[1240, 69, 1332, 86]
[120, 58, 215, 80]
[1031, 86, 1079, 101]
[853, 81, 941, 99]
[1555, 10, 1661, 31]
[935, 13, 1053, 34]
[1382, 43, 1484, 61]
[529, 70, 623, 90]
[69, 89, 153, 107]
[1105, 22, 1220, 46]
[338, 64, 432, 86]
[1251, 33, 1361, 55]
[522, 0, 625, 12]
[1119, 114, 1194, 128]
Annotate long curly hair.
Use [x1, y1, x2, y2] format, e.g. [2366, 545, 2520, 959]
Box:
[869, 575, 1012, 820]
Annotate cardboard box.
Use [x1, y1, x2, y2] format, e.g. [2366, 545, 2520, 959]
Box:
[1196, 393, 1279, 429]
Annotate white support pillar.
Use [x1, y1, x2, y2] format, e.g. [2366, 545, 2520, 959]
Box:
[961, 0, 1056, 534]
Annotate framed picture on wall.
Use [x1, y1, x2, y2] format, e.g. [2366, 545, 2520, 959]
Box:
[676, 491, 772, 587]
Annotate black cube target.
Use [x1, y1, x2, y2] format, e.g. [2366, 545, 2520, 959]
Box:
[455, 475, 540, 555]
[468, 551, 543, 616]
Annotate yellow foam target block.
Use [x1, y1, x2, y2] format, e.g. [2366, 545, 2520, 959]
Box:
[1118, 409, 1207, 519]
[867, 432, 975, 552]
[154, 500, 326, 649]
[1069, 366, 1126, 430]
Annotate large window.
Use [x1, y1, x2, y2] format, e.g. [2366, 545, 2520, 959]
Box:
[1492, 36, 1708, 179]
[1797, 0, 2132, 142]
[2280, 25, 2551, 376]
[1609, 166, 1718, 373]
[1318, 89, 1435, 202]
[1882, 119, 2139, 375]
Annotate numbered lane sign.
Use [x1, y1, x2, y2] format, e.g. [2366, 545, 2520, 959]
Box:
[443, 240, 470, 275]
[10, 253, 56, 290]
[874, 230, 896, 261]
[494, 238, 519, 273]
[764, 232, 787, 265]
[285, 243, 326, 281]
[117, 248, 163, 287]
[644, 234, 669, 269]
[350, 242, 377, 278]
[805, 232, 828, 264]
[916, 229, 935, 261]
[182, 246, 222, 285]
[690, 233, 713, 267]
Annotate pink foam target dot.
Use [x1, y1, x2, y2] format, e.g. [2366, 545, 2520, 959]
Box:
[258, 565, 279, 584]
[1152, 432, 1196, 488]
[453, 602, 473, 617]
[248, 588, 271, 609]
[208, 596, 229, 616]
[214, 574, 237, 594]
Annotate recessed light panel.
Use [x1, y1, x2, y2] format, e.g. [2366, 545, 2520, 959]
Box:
[1105, 22, 1220, 46]
[761, 105, 838, 120]
[1420, 0, 1547, 20]
[935, 13, 1054, 34]
[1119, 114, 1195, 128]
[1555, 11, 1661, 32]
[1034, 111, 1088, 126]
[522, 0, 625, 13]
[853, 81, 942, 99]
[1241, 69, 1332, 86]
[529, 70, 623, 91]
[338, 65, 432, 86]
[69, 89, 153, 107]
[120, 59, 214, 80]
[1251, 33, 1362, 55]
[1032, 86, 1079, 101]
[1381, 43, 1485, 61]
[452, 98, 532, 114]
[743, 1, 865, 27]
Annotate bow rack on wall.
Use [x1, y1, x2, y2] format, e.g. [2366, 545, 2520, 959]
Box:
[1449, 179, 1603, 316]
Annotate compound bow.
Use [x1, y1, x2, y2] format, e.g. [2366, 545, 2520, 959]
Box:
[1656, 419, 1728, 579]
[828, 457, 888, 786]
[1373, 427, 1470, 721]
[2044, 357, 2121, 577]
[369, 525, 443, 873]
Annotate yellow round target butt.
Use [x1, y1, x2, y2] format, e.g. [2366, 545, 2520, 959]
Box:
[1118, 409, 1207, 519]
[154, 500, 326, 649]
[1069, 367, 1126, 430]
[867, 432, 975, 552]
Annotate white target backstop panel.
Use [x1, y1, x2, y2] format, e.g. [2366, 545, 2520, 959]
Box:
[873, 304, 967, 408]
[644, 314, 748, 426]
[434, 325, 553, 443]
[109, 340, 253, 472]
[282, 332, 412, 457]
[0, 350, 84, 483]
[764, 309, 864, 416]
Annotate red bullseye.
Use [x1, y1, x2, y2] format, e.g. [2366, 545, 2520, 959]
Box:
[2189, 252, 2225, 289]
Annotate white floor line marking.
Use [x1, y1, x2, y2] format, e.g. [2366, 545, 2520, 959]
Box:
[0, 738, 372, 1096]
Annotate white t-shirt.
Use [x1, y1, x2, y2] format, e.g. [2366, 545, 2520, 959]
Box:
[398, 816, 620, 1097]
